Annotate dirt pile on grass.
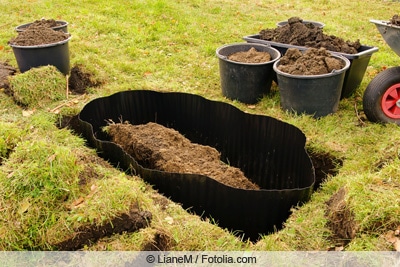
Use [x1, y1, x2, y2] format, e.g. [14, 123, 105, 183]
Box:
[259, 16, 360, 54]
[68, 64, 102, 94]
[277, 47, 345, 75]
[106, 122, 260, 190]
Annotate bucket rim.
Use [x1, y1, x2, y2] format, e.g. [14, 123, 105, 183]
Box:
[273, 54, 350, 79]
[9, 35, 72, 49]
[216, 42, 281, 66]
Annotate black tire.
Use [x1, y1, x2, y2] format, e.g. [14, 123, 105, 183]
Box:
[363, 66, 400, 125]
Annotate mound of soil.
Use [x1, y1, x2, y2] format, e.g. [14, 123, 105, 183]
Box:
[9, 24, 70, 46]
[390, 14, 400, 26]
[26, 19, 64, 28]
[106, 122, 260, 190]
[277, 47, 345, 75]
[260, 17, 361, 54]
[228, 47, 271, 63]
[68, 65, 100, 94]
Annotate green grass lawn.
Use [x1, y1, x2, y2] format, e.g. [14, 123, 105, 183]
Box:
[1, 0, 400, 251]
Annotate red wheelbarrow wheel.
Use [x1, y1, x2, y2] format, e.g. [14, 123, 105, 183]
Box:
[363, 66, 400, 125]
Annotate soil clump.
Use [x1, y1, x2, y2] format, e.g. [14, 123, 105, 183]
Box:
[68, 65, 100, 94]
[26, 19, 63, 29]
[259, 17, 360, 54]
[9, 23, 70, 46]
[0, 62, 17, 90]
[277, 47, 345, 75]
[390, 14, 400, 26]
[228, 47, 271, 63]
[106, 122, 260, 190]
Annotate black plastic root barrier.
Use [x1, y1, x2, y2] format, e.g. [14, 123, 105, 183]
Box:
[78, 90, 315, 241]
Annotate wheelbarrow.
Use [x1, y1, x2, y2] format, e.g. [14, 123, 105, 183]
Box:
[363, 19, 400, 125]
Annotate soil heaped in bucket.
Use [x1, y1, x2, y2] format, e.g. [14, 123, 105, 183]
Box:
[277, 47, 345, 75]
[259, 16, 361, 54]
[106, 122, 260, 190]
[228, 47, 271, 63]
[273, 47, 350, 118]
[216, 43, 280, 104]
[9, 24, 70, 46]
[15, 19, 68, 33]
[8, 24, 71, 75]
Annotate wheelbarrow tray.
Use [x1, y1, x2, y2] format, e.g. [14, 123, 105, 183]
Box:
[243, 34, 379, 98]
[370, 19, 400, 57]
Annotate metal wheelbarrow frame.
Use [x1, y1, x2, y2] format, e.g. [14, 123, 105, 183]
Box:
[363, 19, 400, 124]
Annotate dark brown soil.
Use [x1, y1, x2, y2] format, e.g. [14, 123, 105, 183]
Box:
[277, 47, 345, 75]
[308, 150, 343, 190]
[9, 23, 70, 46]
[260, 17, 361, 54]
[54, 208, 152, 250]
[68, 65, 100, 94]
[0, 61, 17, 90]
[142, 230, 176, 251]
[390, 14, 400, 26]
[228, 47, 271, 63]
[106, 122, 260, 190]
[27, 19, 63, 28]
[325, 187, 358, 247]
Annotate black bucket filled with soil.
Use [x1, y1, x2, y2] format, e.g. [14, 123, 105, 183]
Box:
[9, 23, 71, 75]
[78, 90, 315, 241]
[216, 43, 280, 104]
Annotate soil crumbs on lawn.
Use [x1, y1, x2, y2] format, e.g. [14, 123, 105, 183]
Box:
[106, 122, 260, 190]
[260, 17, 360, 54]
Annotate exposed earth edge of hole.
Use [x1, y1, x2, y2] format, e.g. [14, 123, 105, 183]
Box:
[142, 228, 177, 251]
[307, 149, 344, 190]
[59, 117, 344, 244]
[325, 187, 358, 249]
[53, 208, 152, 251]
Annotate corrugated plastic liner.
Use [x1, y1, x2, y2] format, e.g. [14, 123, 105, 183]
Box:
[78, 90, 315, 240]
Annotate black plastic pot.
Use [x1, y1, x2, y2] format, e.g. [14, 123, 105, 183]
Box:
[243, 34, 379, 99]
[9, 36, 71, 75]
[216, 43, 280, 104]
[78, 90, 315, 241]
[15, 20, 68, 33]
[273, 55, 350, 118]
